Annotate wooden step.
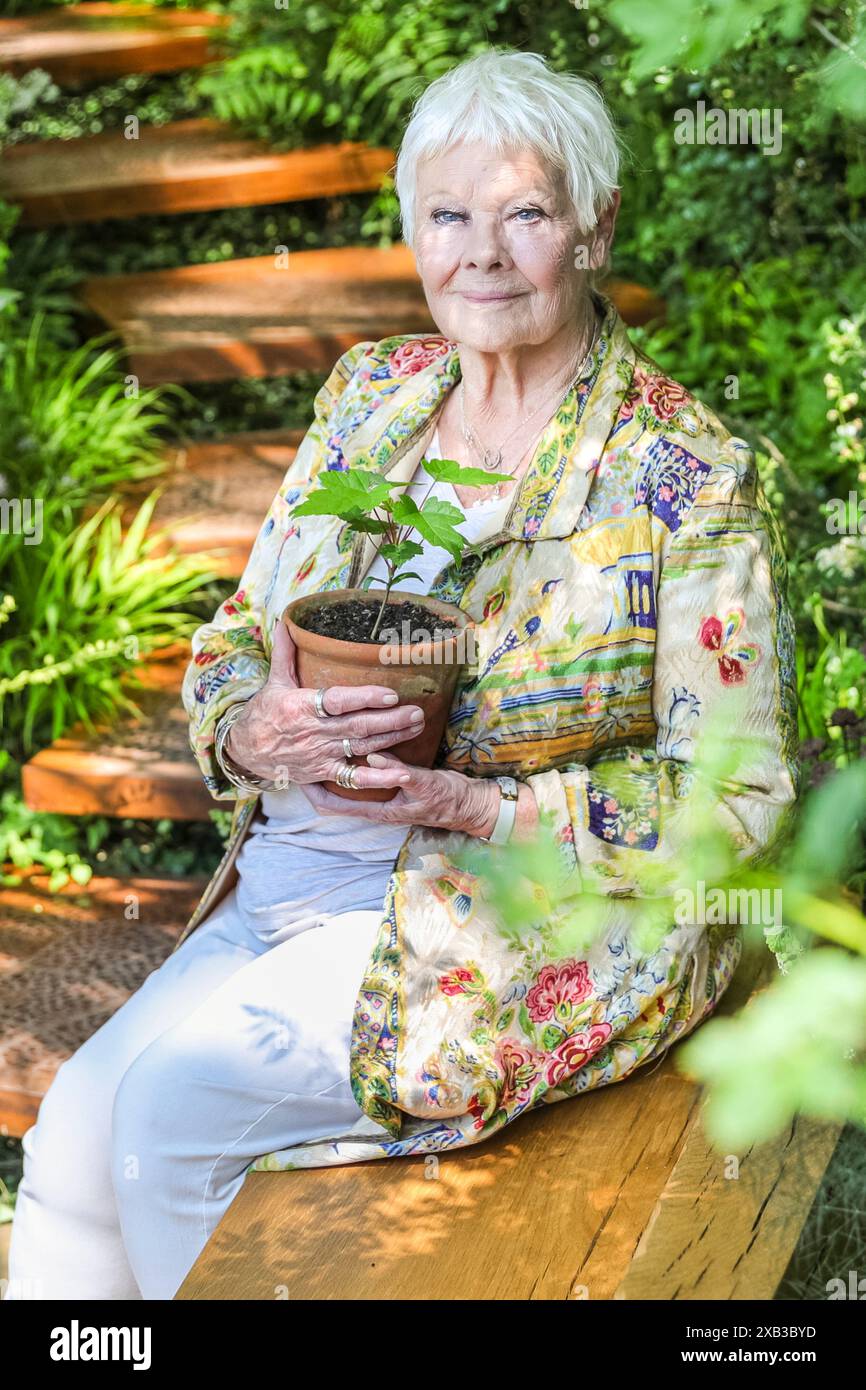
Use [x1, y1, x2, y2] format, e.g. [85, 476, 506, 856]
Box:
[21, 673, 214, 822]
[79, 247, 665, 384]
[0, 874, 206, 1137]
[124, 430, 302, 576]
[79, 244, 437, 383]
[0, 121, 395, 227]
[0, 3, 229, 85]
[177, 945, 841, 1300]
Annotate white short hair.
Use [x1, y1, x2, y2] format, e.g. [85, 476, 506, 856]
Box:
[395, 48, 621, 247]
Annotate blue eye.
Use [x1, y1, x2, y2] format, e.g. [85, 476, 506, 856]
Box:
[432, 209, 465, 224]
[515, 207, 544, 221]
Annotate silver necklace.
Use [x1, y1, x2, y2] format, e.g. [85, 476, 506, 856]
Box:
[459, 316, 601, 475]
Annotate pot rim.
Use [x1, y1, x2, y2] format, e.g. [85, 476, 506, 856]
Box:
[282, 588, 473, 666]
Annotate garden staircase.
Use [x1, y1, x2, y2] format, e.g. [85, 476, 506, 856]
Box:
[75, 253, 663, 384]
[0, 121, 396, 226]
[2, 6, 836, 1302]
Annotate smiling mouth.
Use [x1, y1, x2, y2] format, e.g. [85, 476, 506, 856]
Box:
[460, 290, 524, 302]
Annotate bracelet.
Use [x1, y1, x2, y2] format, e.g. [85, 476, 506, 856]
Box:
[481, 776, 520, 845]
[214, 703, 277, 795]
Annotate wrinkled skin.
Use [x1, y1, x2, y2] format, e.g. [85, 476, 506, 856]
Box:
[226, 624, 503, 835]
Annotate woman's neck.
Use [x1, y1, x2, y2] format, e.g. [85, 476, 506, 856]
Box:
[455, 297, 599, 421]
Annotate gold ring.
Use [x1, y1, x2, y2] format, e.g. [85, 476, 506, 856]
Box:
[314, 688, 330, 719]
[336, 762, 360, 789]
[343, 737, 354, 759]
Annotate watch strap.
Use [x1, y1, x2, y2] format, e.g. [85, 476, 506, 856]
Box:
[484, 776, 519, 845]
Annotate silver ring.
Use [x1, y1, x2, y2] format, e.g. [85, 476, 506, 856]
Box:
[314, 688, 330, 719]
[343, 737, 354, 759]
[335, 762, 360, 789]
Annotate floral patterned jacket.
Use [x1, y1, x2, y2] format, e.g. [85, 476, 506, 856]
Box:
[173, 293, 801, 1171]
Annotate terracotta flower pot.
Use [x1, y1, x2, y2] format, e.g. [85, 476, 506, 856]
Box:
[283, 589, 473, 802]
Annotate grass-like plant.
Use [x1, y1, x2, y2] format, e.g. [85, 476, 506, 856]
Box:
[0, 494, 219, 747]
[0, 314, 179, 541]
[291, 455, 511, 640]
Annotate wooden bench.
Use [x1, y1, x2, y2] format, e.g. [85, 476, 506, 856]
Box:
[176, 946, 842, 1300]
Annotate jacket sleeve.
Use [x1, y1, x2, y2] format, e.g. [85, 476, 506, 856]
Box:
[524, 443, 803, 969]
[180, 340, 373, 800]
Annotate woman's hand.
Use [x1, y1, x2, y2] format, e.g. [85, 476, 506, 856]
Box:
[299, 751, 539, 839]
[224, 621, 427, 790]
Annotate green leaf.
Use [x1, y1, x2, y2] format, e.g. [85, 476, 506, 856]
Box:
[345, 514, 389, 534]
[390, 493, 423, 526]
[380, 540, 424, 565]
[412, 497, 466, 562]
[422, 456, 514, 487]
[291, 468, 396, 518]
[542, 1023, 567, 1050]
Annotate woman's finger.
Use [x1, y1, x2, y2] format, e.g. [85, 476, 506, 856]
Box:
[366, 751, 426, 783]
[326, 759, 412, 790]
[320, 684, 403, 716]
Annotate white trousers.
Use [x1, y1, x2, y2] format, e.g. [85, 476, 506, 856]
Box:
[5, 885, 385, 1301]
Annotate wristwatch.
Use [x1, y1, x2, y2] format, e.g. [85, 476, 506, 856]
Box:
[214, 703, 278, 795]
[481, 775, 520, 845]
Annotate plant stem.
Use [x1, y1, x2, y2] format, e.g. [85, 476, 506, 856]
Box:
[370, 564, 394, 641]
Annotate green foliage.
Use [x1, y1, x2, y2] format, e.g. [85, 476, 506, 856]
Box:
[0, 68, 58, 147]
[0, 753, 92, 892]
[797, 604, 866, 742]
[0, 314, 175, 537]
[0, 767, 225, 889]
[681, 947, 866, 1149]
[0, 495, 218, 747]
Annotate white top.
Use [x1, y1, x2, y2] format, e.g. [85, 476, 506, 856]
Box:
[361, 427, 506, 593]
[233, 427, 511, 928]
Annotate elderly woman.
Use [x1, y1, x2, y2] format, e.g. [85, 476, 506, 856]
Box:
[8, 48, 799, 1301]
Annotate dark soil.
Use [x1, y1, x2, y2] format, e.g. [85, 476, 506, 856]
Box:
[299, 598, 461, 644]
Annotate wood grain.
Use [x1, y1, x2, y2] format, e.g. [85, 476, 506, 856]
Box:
[615, 950, 844, 1303]
[120, 429, 303, 577]
[177, 1059, 702, 1301]
[1, 123, 395, 226]
[0, 4, 229, 85]
[21, 685, 213, 822]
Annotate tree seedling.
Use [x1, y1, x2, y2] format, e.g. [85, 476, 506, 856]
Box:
[291, 456, 513, 639]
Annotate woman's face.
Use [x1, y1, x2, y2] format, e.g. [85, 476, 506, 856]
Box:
[412, 140, 618, 353]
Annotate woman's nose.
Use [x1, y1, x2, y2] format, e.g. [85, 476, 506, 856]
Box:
[460, 215, 512, 272]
